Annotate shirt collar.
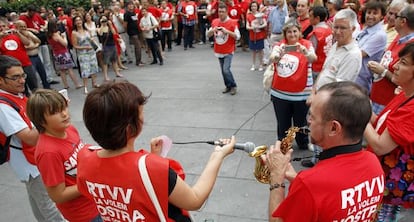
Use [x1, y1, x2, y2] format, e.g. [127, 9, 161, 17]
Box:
[0, 89, 24, 98]
[398, 32, 414, 44]
[365, 22, 383, 34]
[337, 40, 357, 51]
[319, 141, 362, 161]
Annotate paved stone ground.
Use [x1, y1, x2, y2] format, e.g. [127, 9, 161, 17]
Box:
[0, 43, 312, 221]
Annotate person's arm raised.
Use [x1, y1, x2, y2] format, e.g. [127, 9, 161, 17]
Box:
[168, 136, 235, 210]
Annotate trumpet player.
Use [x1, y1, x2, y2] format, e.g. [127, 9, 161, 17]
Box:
[262, 82, 384, 222]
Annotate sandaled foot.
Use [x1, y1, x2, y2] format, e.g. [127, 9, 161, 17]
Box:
[76, 85, 83, 89]
[93, 84, 100, 88]
[116, 73, 124, 78]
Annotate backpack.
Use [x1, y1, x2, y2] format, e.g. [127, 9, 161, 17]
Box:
[0, 96, 21, 165]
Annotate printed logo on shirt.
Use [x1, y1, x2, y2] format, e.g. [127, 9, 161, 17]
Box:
[161, 12, 169, 20]
[215, 30, 228, 45]
[85, 181, 145, 221]
[185, 5, 195, 15]
[335, 175, 384, 222]
[64, 142, 85, 177]
[324, 35, 333, 56]
[230, 9, 238, 17]
[380, 50, 393, 71]
[276, 54, 299, 77]
[4, 39, 18, 51]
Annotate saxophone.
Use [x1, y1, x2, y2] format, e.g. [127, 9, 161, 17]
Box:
[249, 127, 300, 184]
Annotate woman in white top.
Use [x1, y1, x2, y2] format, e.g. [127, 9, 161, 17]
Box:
[140, 8, 163, 65]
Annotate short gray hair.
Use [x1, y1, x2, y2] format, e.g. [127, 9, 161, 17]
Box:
[389, 0, 408, 10]
[334, 8, 358, 29]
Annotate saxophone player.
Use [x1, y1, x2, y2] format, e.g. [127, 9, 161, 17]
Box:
[262, 81, 385, 222]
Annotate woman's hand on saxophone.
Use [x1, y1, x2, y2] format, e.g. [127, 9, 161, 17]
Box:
[262, 141, 293, 182]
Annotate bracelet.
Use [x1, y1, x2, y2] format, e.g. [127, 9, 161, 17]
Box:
[269, 182, 285, 191]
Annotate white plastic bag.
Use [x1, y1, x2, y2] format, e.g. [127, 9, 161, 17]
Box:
[263, 63, 274, 93]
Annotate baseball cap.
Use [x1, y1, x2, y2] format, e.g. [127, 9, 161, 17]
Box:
[57, 7, 63, 11]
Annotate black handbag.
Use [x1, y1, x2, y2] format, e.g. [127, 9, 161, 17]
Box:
[150, 17, 160, 40]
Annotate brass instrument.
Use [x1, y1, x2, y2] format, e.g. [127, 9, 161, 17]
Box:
[249, 127, 300, 184]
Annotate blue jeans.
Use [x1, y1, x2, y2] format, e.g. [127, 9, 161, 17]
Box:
[218, 54, 237, 88]
[29, 55, 51, 89]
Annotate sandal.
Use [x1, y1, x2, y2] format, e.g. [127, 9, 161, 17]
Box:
[76, 85, 83, 89]
[116, 74, 124, 78]
[93, 84, 100, 88]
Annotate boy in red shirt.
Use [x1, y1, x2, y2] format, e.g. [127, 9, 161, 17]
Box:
[26, 89, 101, 222]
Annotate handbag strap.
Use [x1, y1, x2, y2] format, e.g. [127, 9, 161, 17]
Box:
[138, 154, 167, 222]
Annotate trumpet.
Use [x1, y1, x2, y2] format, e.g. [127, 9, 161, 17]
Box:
[249, 127, 301, 184]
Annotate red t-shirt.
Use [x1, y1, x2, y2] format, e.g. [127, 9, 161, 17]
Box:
[273, 150, 384, 221]
[307, 26, 333, 73]
[368, 92, 414, 208]
[0, 34, 31, 66]
[160, 8, 173, 30]
[298, 17, 311, 34]
[227, 4, 242, 22]
[19, 13, 45, 31]
[148, 6, 162, 19]
[370, 36, 414, 106]
[77, 149, 171, 222]
[211, 18, 238, 54]
[35, 125, 99, 221]
[247, 13, 267, 41]
[271, 39, 312, 92]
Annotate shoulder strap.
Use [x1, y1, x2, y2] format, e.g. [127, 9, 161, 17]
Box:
[0, 96, 21, 153]
[0, 96, 20, 112]
[138, 154, 167, 222]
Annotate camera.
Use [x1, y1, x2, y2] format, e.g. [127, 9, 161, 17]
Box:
[284, 45, 298, 52]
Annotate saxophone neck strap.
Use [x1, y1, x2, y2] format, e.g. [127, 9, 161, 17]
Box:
[319, 141, 362, 161]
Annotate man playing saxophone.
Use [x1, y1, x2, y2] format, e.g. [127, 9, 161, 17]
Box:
[262, 81, 385, 222]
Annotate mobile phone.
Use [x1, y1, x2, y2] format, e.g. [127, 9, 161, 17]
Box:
[217, 27, 223, 30]
[284, 45, 298, 52]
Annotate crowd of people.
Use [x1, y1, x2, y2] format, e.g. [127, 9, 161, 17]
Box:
[0, 0, 414, 221]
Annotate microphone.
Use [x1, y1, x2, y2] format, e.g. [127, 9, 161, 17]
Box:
[207, 141, 256, 153]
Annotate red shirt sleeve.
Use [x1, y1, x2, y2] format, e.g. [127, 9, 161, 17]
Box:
[386, 99, 414, 154]
[273, 178, 318, 221]
[37, 150, 66, 187]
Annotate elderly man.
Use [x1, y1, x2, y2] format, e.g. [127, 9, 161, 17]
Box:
[302, 9, 362, 168]
[264, 81, 384, 221]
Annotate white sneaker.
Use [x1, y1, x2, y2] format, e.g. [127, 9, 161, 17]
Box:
[250, 65, 256, 71]
[258, 66, 264, 71]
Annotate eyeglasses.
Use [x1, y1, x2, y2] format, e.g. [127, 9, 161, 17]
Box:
[2, 73, 27, 81]
[396, 14, 407, 19]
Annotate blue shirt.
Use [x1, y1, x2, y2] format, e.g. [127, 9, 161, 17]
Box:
[356, 22, 387, 92]
[268, 5, 287, 34]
